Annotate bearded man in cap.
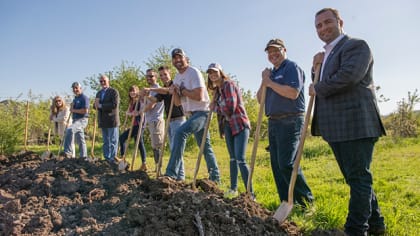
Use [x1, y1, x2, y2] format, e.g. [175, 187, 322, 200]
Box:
[257, 38, 314, 207]
[61, 82, 90, 158]
[164, 48, 220, 183]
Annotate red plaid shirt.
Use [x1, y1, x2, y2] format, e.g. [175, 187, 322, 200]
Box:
[213, 80, 250, 136]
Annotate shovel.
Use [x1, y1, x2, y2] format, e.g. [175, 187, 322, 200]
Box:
[118, 97, 140, 171]
[41, 126, 52, 160]
[156, 96, 174, 177]
[130, 96, 147, 171]
[115, 107, 130, 159]
[88, 109, 98, 162]
[57, 112, 72, 157]
[273, 64, 321, 223]
[247, 86, 266, 195]
[192, 95, 217, 189]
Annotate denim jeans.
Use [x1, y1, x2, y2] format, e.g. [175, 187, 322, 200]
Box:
[168, 118, 186, 178]
[224, 124, 253, 193]
[119, 125, 146, 163]
[101, 127, 119, 161]
[64, 118, 88, 158]
[165, 111, 220, 182]
[268, 115, 313, 206]
[329, 138, 385, 235]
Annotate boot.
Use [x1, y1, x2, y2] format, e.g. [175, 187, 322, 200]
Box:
[140, 163, 148, 171]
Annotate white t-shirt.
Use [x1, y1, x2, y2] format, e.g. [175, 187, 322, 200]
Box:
[173, 66, 210, 112]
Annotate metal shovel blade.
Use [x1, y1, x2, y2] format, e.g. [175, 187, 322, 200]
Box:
[41, 151, 51, 161]
[273, 201, 293, 223]
[118, 159, 128, 171]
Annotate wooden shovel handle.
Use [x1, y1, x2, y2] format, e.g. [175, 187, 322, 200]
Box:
[131, 96, 147, 171]
[156, 96, 175, 177]
[192, 95, 217, 188]
[247, 86, 266, 194]
[287, 64, 321, 204]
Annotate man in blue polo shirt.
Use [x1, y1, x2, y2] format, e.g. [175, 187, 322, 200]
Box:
[257, 38, 313, 207]
[61, 82, 89, 158]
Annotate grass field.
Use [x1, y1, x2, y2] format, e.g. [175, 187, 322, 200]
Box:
[29, 135, 419, 235]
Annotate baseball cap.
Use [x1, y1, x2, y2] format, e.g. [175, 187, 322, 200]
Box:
[71, 82, 82, 88]
[206, 63, 223, 73]
[264, 38, 286, 51]
[171, 48, 186, 58]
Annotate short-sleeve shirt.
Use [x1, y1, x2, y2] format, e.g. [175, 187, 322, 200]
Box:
[173, 66, 210, 112]
[155, 80, 184, 119]
[265, 59, 305, 115]
[72, 93, 90, 120]
[145, 84, 164, 123]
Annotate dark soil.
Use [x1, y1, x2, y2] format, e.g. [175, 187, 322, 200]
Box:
[0, 151, 305, 236]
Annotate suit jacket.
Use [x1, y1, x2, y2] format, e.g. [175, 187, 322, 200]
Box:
[311, 35, 386, 142]
[96, 87, 120, 128]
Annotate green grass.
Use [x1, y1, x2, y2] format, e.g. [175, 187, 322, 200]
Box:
[27, 135, 420, 235]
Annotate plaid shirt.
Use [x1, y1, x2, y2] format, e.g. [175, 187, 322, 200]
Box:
[213, 80, 250, 136]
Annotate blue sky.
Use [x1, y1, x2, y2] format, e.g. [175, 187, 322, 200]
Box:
[1, 0, 419, 115]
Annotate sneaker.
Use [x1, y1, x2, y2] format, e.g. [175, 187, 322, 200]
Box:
[224, 189, 238, 199]
[140, 163, 148, 171]
[59, 151, 72, 158]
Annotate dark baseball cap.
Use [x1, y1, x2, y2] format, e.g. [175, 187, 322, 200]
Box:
[171, 48, 186, 58]
[71, 82, 82, 88]
[264, 38, 286, 51]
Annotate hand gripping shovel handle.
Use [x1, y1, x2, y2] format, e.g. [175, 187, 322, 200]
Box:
[156, 96, 175, 177]
[274, 64, 321, 223]
[247, 86, 266, 194]
[131, 96, 147, 171]
[192, 95, 217, 189]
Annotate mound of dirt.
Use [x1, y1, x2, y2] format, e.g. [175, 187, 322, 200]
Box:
[0, 151, 302, 236]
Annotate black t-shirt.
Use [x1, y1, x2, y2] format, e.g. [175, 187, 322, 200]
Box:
[155, 81, 184, 119]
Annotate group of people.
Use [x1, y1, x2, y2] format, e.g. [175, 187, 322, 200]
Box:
[49, 8, 386, 235]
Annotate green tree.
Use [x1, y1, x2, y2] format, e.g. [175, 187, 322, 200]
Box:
[385, 89, 419, 137]
[0, 100, 24, 154]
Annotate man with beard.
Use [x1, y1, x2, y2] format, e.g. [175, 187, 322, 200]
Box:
[164, 48, 220, 183]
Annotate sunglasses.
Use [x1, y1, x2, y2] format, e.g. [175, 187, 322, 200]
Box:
[99, 80, 106, 83]
[146, 75, 155, 78]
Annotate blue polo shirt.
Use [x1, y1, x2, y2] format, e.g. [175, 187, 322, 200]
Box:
[72, 93, 90, 120]
[265, 59, 305, 115]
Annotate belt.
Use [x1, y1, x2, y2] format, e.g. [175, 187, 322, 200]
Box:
[170, 116, 186, 122]
[268, 112, 304, 120]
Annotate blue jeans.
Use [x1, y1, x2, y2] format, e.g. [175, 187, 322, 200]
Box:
[329, 138, 385, 235]
[101, 127, 119, 161]
[165, 111, 220, 182]
[268, 116, 313, 206]
[224, 124, 253, 193]
[168, 118, 186, 178]
[64, 118, 88, 158]
[119, 125, 146, 164]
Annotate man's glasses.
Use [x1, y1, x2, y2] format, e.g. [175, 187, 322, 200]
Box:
[146, 75, 154, 78]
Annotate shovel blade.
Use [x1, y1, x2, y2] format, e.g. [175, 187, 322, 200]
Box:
[118, 160, 128, 171]
[41, 151, 51, 161]
[273, 201, 293, 223]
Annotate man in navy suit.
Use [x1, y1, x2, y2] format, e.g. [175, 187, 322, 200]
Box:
[310, 8, 386, 235]
[95, 74, 120, 164]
